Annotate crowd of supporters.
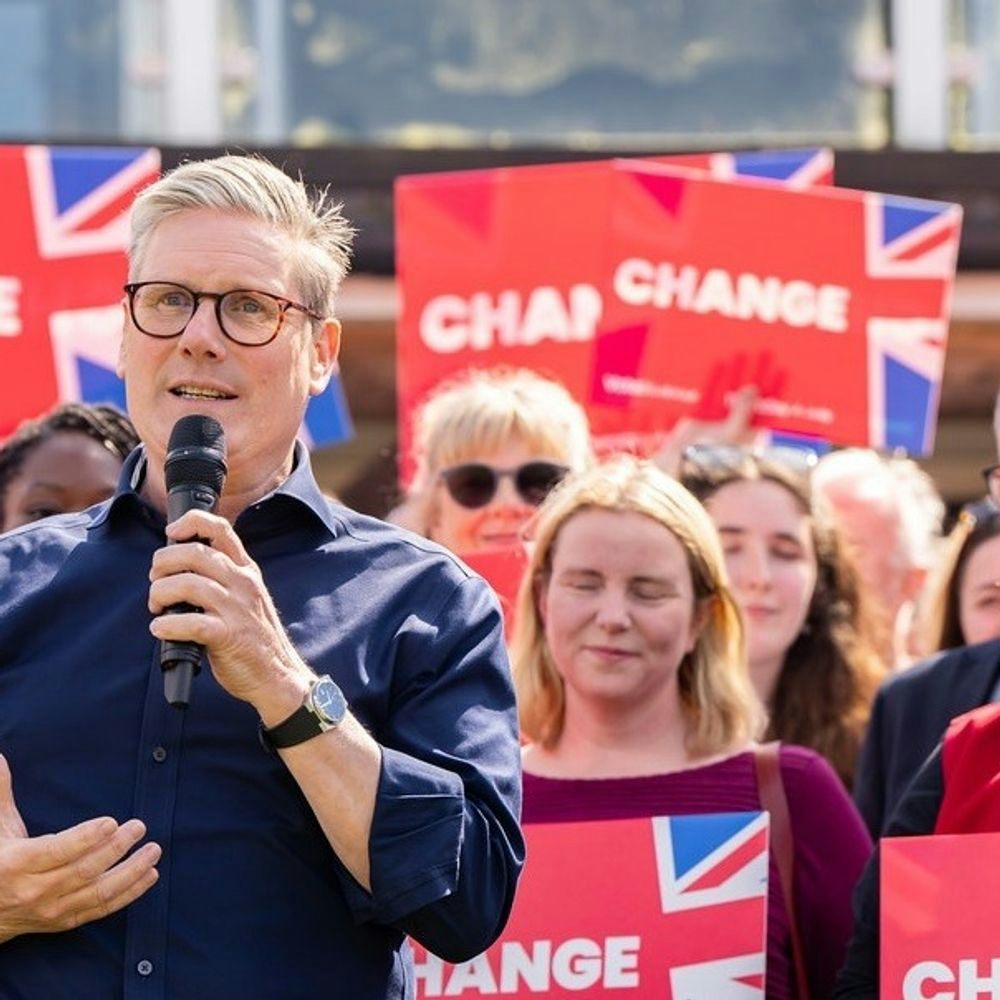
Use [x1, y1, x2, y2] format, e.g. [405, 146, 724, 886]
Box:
[3, 364, 999, 999]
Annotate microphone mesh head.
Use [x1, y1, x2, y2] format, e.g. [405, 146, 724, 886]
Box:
[165, 415, 227, 493]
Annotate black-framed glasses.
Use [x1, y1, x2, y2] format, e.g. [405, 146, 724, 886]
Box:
[983, 463, 1000, 508]
[124, 281, 322, 347]
[680, 443, 819, 478]
[439, 461, 569, 509]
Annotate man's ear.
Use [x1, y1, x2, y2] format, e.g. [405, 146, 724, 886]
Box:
[116, 298, 129, 379]
[309, 318, 341, 396]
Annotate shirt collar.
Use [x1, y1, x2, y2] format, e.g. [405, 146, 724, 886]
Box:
[94, 441, 340, 538]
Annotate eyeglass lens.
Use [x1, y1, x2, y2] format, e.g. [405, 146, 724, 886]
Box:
[130, 283, 284, 345]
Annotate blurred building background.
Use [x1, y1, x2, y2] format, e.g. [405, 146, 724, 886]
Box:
[2, 0, 997, 513]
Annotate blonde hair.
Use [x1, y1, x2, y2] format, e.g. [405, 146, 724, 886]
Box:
[128, 154, 355, 319]
[411, 368, 593, 490]
[511, 456, 763, 757]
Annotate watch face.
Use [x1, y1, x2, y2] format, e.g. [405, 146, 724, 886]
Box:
[311, 677, 346, 725]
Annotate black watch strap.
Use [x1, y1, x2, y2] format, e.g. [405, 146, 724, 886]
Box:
[259, 676, 346, 752]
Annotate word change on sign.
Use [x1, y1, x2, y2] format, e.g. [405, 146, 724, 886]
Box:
[396, 150, 960, 480]
[412, 811, 770, 999]
[395, 148, 832, 485]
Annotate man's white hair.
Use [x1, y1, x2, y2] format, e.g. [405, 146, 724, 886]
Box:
[813, 447, 944, 569]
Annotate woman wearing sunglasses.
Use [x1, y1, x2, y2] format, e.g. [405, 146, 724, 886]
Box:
[681, 446, 885, 790]
[391, 367, 594, 555]
[513, 457, 871, 1000]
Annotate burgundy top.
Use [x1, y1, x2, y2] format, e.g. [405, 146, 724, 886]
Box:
[522, 744, 872, 1000]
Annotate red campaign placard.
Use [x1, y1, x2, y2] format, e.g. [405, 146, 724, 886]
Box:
[395, 151, 959, 478]
[881, 833, 1000, 999]
[460, 545, 530, 639]
[397, 159, 615, 485]
[412, 811, 769, 999]
[0, 145, 161, 437]
[395, 150, 832, 485]
[591, 161, 960, 455]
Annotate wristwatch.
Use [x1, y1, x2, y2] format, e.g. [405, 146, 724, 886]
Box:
[259, 675, 347, 751]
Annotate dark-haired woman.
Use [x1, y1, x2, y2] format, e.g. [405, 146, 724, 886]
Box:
[0, 402, 139, 532]
[920, 499, 1000, 651]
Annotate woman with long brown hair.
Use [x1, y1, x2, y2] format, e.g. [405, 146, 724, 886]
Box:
[681, 446, 885, 789]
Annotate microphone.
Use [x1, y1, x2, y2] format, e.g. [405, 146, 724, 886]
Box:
[160, 414, 227, 708]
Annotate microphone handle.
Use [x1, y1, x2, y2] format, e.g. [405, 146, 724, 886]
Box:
[161, 485, 220, 709]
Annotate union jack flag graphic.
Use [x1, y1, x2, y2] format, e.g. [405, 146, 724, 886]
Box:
[412, 811, 769, 999]
[0, 145, 351, 445]
[862, 193, 962, 453]
[671, 147, 834, 189]
[653, 813, 769, 998]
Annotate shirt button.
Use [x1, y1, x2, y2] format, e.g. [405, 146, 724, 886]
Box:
[137, 960, 153, 976]
[152, 746, 167, 763]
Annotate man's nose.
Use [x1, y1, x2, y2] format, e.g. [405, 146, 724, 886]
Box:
[177, 298, 227, 357]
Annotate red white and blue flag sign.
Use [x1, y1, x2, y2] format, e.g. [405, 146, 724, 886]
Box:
[0, 145, 351, 446]
[412, 811, 770, 998]
[396, 150, 960, 476]
[592, 161, 961, 456]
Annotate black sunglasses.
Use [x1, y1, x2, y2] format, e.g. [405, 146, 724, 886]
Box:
[439, 461, 569, 509]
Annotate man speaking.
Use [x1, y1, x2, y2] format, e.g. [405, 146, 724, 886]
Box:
[0, 155, 524, 998]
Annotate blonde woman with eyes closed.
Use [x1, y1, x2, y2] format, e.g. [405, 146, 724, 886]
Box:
[513, 456, 872, 1000]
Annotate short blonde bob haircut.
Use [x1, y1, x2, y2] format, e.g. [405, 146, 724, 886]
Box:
[511, 455, 764, 758]
[411, 367, 593, 490]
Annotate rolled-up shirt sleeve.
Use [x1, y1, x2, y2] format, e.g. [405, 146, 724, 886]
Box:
[335, 574, 525, 962]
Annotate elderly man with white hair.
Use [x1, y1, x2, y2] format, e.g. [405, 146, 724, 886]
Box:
[813, 446, 945, 669]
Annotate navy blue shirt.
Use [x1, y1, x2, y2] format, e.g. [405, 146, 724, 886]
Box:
[0, 446, 524, 999]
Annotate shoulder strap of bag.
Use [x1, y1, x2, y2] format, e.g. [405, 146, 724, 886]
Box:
[753, 740, 811, 1000]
